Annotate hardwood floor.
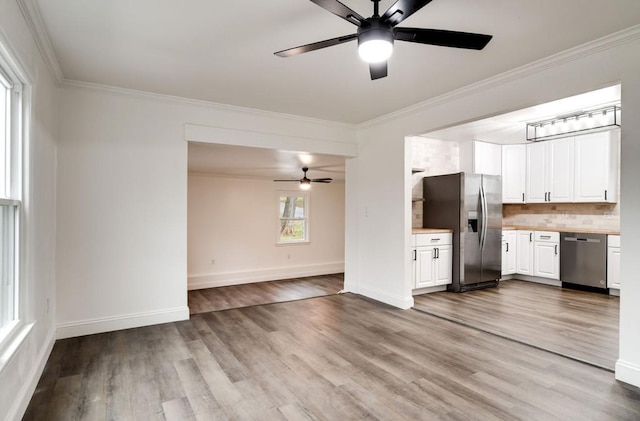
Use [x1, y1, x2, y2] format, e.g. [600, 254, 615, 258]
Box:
[188, 273, 344, 314]
[24, 293, 640, 421]
[413, 279, 619, 370]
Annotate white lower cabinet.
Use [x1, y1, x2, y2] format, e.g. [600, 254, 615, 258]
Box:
[533, 231, 560, 279]
[607, 235, 621, 289]
[502, 230, 517, 276]
[503, 230, 560, 280]
[413, 233, 452, 288]
[515, 230, 534, 275]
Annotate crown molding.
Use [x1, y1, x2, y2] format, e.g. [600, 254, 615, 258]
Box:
[61, 79, 357, 131]
[17, 0, 63, 83]
[358, 24, 640, 130]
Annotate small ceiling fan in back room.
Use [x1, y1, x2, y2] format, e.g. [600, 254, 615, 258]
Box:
[275, 0, 493, 80]
[273, 167, 333, 190]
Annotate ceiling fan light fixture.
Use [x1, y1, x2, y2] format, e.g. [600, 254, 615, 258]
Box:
[299, 179, 311, 190]
[358, 39, 393, 63]
[357, 22, 394, 63]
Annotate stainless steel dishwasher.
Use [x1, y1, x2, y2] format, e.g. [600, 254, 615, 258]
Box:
[560, 232, 607, 289]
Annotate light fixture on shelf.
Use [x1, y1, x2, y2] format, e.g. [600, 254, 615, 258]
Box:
[526, 105, 620, 142]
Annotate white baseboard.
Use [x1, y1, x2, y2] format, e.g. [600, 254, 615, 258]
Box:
[7, 325, 55, 421]
[412, 285, 447, 295]
[187, 262, 344, 290]
[509, 275, 562, 287]
[56, 306, 190, 339]
[356, 284, 413, 309]
[615, 359, 640, 388]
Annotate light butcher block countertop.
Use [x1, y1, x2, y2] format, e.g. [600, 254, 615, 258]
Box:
[412, 228, 454, 234]
[502, 225, 620, 235]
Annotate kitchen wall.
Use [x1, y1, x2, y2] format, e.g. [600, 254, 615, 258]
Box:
[503, 202, 620, 232]
[410, 136, 459, 228]
[187, 173, 345, 288]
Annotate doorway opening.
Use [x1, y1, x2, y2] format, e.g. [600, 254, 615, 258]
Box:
[187, 142, 347, 313]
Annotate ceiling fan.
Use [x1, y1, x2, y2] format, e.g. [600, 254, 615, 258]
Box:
[273, 167, 333, 190]
[274, 0, 493, 80]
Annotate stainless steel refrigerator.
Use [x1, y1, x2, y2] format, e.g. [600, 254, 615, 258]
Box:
[422, 172, 502, 292]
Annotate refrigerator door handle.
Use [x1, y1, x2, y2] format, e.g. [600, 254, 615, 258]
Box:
[479, 182, 488, 251]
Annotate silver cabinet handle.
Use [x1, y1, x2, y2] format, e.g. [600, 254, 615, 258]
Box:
[522, 193, 525, 202]
[506, 243, 509, 252]
[541, 235, 551, 239]
[555, 244, 558, 255]
[413, 250, 417, 261]
[529, 233, 532, 242]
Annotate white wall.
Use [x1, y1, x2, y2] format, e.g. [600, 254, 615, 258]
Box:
[55, 84, 356, 339]
[346, 28, 640, 387]
[0, 1, 58, 420]
[187, 174, 345, 288]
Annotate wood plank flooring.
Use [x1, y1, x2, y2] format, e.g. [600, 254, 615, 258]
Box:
[188, 273, 344, 314]
[24, 293, 640, 421]
[413, 279, 619, 370]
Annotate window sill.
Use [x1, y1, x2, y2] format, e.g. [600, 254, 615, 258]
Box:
[276, 241, 311, 247]
[0, 320, 34, 375]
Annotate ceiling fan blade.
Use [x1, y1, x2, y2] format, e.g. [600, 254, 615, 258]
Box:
[382, 0, 434, 26]
[309, 0, 367, 27]
[395, 28, 493, 50]
[274, 34, 357, 58]
[311, 178, 333, 182]
[369, 61, 388, 80]
[273, 179, 300, 182]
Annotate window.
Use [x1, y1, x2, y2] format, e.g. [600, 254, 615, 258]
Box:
[0, 51, 23, 342]
[277, 192, 309, 244]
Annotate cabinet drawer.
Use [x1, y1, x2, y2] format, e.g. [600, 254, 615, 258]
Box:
[534, 231, 559, 243]
[608, 235, 620, 248]
[415, 233, 452, 247]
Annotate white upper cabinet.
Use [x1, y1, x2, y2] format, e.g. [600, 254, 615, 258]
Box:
[548, 137, 574, 202]
[501, 145, 526, 203]
[460, 141, 502, 175]
[526, 142, 549, 203]
[526, 138, 574, 203]
[574, 130, 619, 202]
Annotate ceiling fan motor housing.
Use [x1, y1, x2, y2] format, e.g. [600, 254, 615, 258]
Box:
[357, 19, 395, 62]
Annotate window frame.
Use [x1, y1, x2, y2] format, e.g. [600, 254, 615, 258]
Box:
[276, 191, 310, 246]
[0, 33, 30, 374]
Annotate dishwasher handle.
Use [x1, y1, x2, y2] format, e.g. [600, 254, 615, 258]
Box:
[564, 237, 602, 243]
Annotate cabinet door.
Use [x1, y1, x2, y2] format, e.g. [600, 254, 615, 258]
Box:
[501, 241, 508, 276]
[502, 145, 526, 203]
[526, 142, 548, 203]
[505, 231, 517, 274]
[574, 131, 617, 202]
[607, 247, 621, 289]
[549, 137, 574, 202]
[534, 241, 560, 279]
[434, 245, 452, 285]
[516, 231, 534, 275]
[474, 141, 502, 175]
[415, 247, 436, 288]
